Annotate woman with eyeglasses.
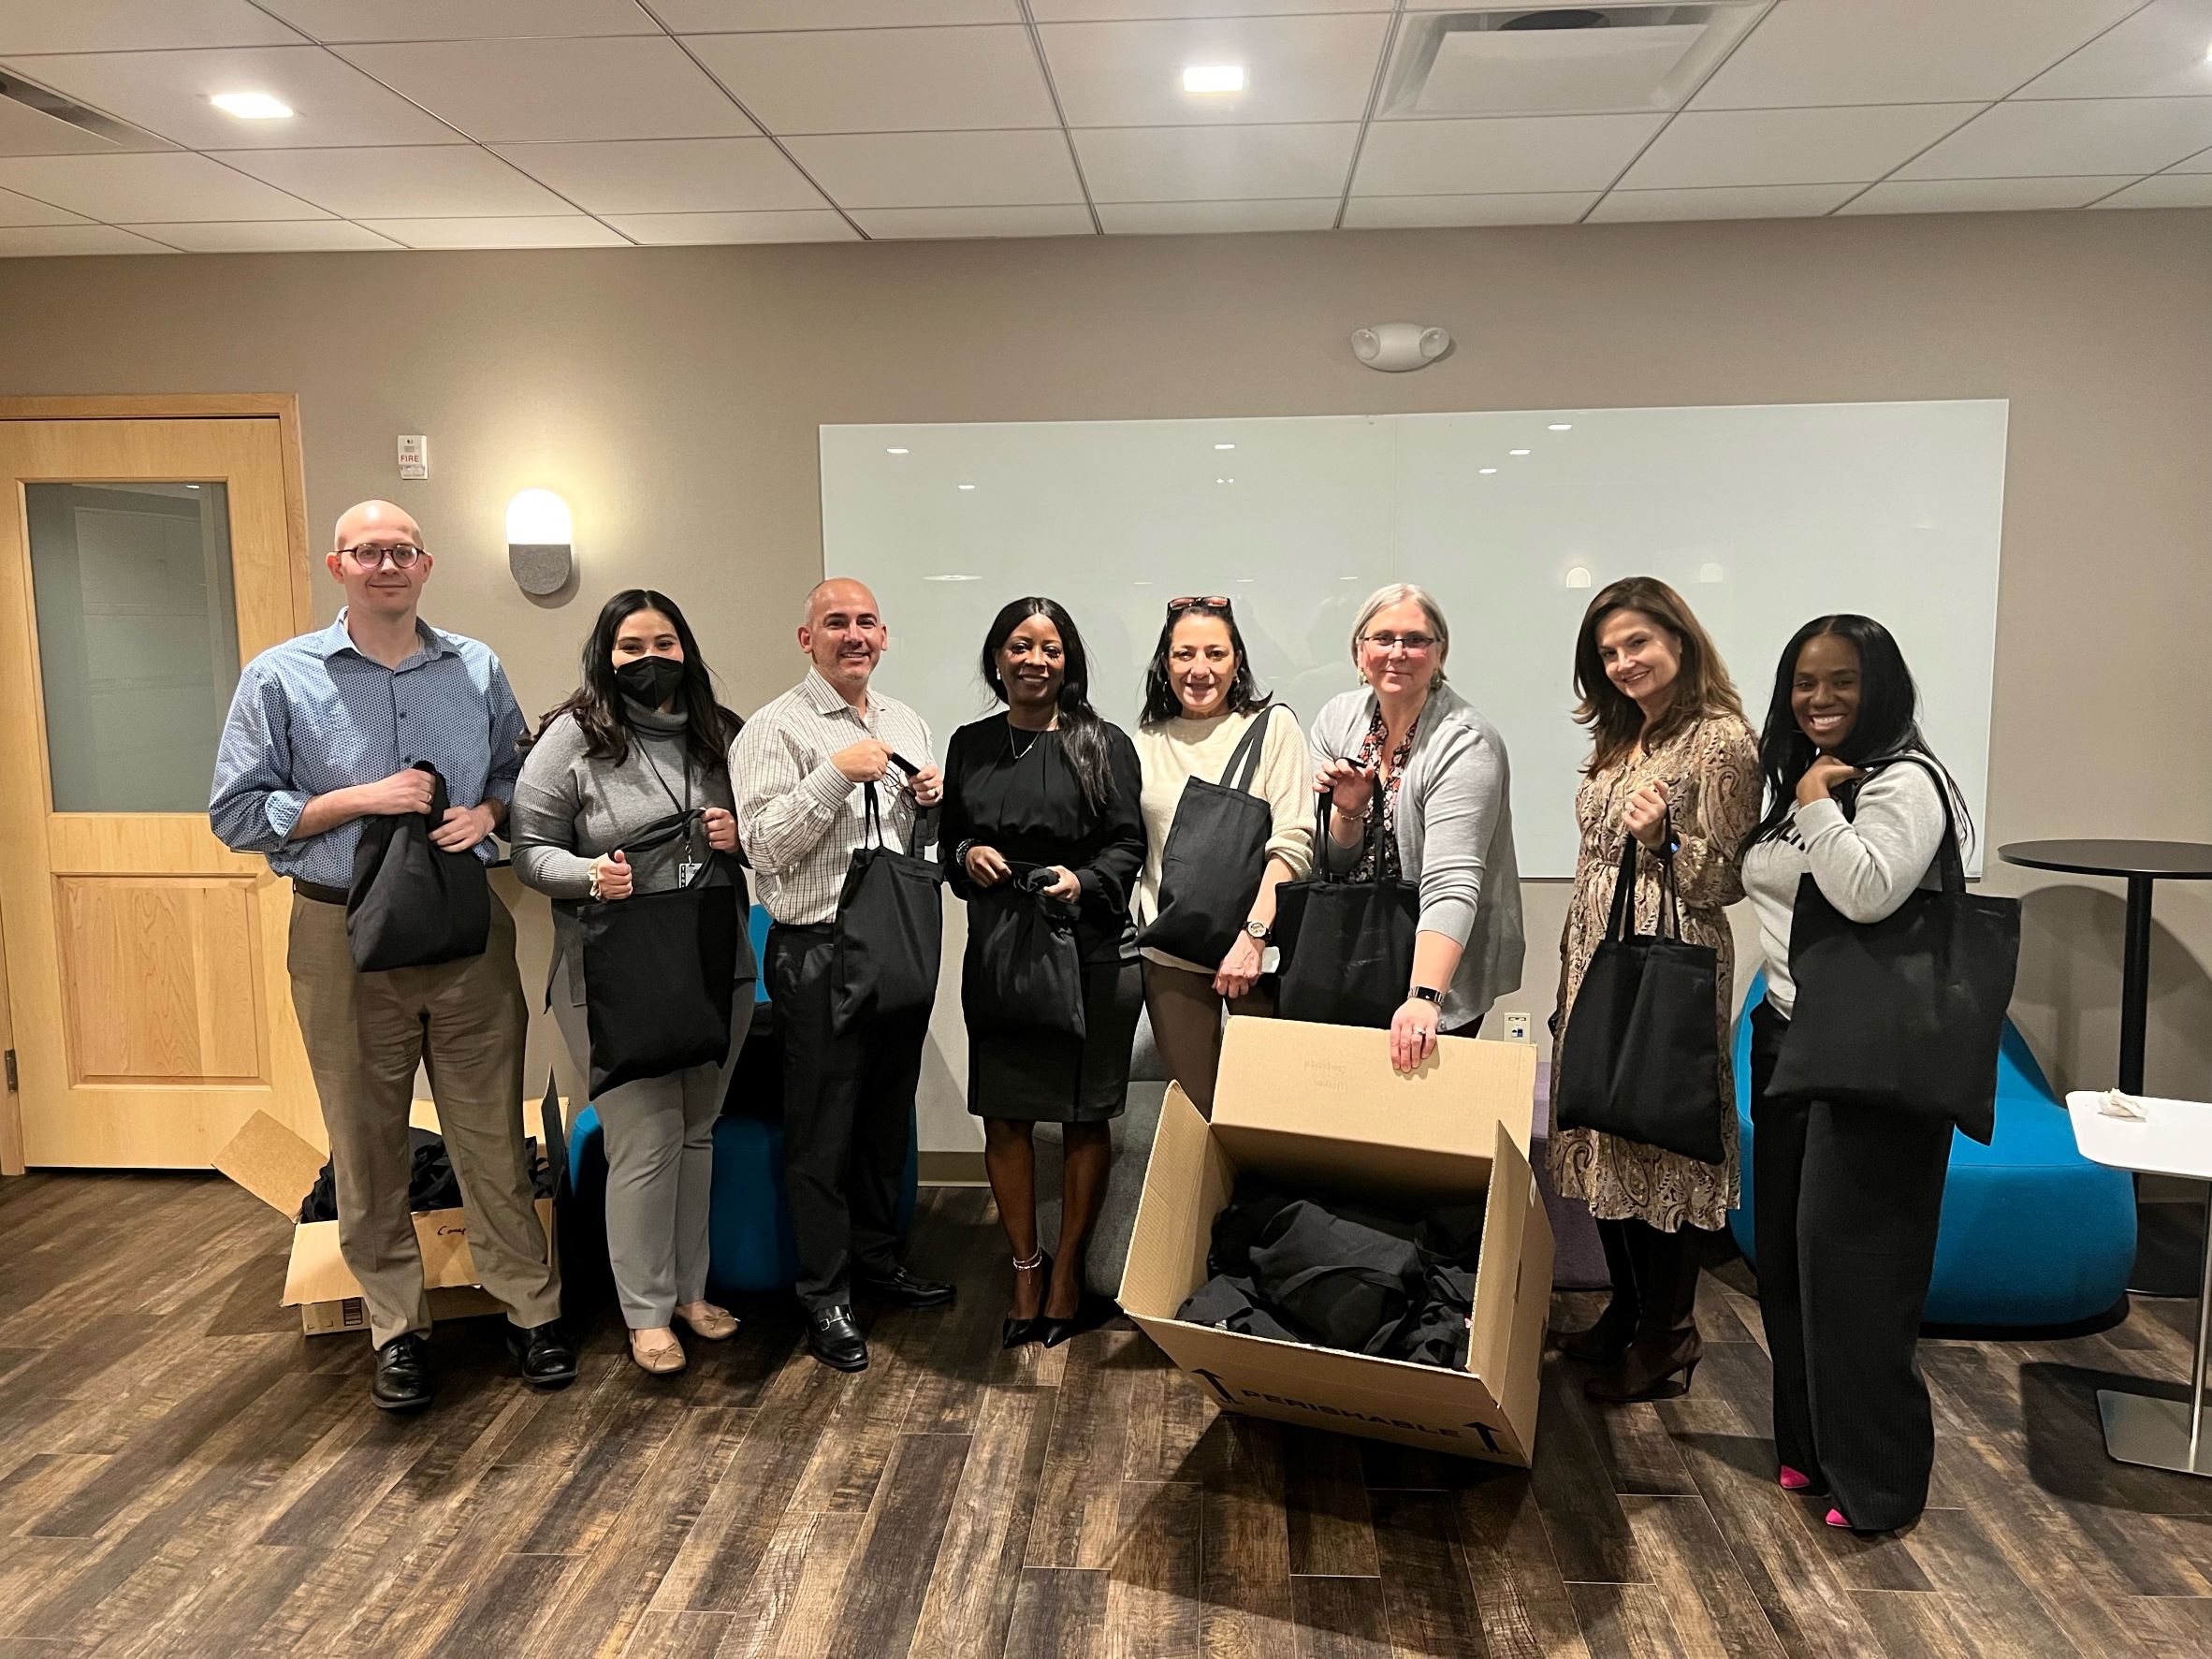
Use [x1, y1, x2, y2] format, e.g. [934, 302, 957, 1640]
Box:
[509, 589, 749, 1376]
[1306, 584, 1524, 1072]
[1549, 576, 1759, 1404]
[940, 597, 1145, 1348]
[1131, 596, 1313, 1113]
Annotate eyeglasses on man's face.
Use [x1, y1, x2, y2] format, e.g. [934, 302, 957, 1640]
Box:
[1361, 631, 1437, 655]
[338, 543, 426, 570]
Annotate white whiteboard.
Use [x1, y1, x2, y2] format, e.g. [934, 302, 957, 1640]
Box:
[820, 401, 2007, 877]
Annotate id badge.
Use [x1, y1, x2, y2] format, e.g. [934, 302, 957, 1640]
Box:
[676, 855, 700, 889]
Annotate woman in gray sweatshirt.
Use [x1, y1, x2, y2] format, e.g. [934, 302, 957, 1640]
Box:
[1740, 614, 1961, 1536]
[1306, 584, 1523, 1072]
[510, 590, 750, 1376]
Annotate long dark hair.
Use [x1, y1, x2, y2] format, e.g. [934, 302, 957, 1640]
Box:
[529, 589, 742, 772]
[1748, 614, 1970, 850]
[1139, 600, 1273, 726]
[980, 596, 1114, 810]
[1572, 575, 1744, 772]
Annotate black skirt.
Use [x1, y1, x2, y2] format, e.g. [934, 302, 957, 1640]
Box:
[968, 955, 1143, 1123]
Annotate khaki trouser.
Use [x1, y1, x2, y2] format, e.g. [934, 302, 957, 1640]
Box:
[1141, 958, 1273, 1117]
[286, 888, 562, 1348]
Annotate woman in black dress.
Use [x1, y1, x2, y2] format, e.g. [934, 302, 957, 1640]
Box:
[941, 597, 1145, 1349]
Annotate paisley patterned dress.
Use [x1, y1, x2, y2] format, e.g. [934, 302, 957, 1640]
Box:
[1548, 713, 1760, 1233]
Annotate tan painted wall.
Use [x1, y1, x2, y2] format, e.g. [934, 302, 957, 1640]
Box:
[3, 207, 2207, 1151]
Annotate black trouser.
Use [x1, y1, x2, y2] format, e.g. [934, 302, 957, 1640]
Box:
[766, 923, 925, 1312]
[1749, 999, 1952, 1531]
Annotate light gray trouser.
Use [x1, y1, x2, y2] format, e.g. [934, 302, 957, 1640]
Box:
[552, 961, 752, 1330]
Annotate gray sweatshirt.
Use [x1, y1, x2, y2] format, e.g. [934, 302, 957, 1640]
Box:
[1306, 681, 1524, 1030]
[509, 700, 739, 1006]
[1741, 759, 1949, 1017]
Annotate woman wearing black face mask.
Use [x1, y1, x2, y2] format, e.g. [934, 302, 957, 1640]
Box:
[511, 589, 749, 1375]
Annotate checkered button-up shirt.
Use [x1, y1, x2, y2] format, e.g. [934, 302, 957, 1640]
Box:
[732, 667, 937, 926]
[209, 610, 527, 887]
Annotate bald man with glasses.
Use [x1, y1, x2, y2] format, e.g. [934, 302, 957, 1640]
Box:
[211, 500, 570, 1412]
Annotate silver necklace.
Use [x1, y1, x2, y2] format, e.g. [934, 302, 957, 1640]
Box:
[1007, 719, 1055, 761]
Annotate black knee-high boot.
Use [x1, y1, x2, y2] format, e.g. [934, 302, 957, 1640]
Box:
[1585, 1221, 1705, 1403]
[1557, 1216, 1641, 1363]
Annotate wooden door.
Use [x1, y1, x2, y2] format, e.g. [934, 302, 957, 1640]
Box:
[0, 412, 317, 1167]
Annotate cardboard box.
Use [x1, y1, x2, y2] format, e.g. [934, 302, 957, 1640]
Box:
[214, 1093, 564, 1338]
[1118, 1017, 1553, 1466]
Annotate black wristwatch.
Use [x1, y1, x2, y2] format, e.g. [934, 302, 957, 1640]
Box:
[1410, 985, 1444, 1006]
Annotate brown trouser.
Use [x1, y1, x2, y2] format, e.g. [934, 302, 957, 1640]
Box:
[286, 887, 561, 1348]
[1141, 958, 1273, 1117]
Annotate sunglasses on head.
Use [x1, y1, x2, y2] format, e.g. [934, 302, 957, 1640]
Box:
[1168, 595, 1232, 615]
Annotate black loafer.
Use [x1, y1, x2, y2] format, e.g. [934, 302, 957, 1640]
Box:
[808, 1305, 869, 1372]
[504, 1318, 577, 1390]
[854, 1264, 957, 1309]
[371, 1332, 433, 1412]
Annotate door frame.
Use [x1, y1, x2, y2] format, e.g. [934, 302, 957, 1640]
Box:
[0, 392, 313, 1174]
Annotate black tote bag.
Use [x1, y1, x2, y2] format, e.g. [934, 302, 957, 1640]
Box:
[576, 810, 749, 1096]
[346, 762, 491, 972]
[1767, 756, 2017, 1144]
[1136, 706, 1285, 969]
[961, 867, 1086, 1041]
[1554, 830, 1724, 1165]
[831, 781, 946, 1034]
[1272, 795, 1420, 1030]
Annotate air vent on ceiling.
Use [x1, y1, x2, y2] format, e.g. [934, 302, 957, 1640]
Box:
[0, 75, 161, 149]
[1380, 3, 1769, 119]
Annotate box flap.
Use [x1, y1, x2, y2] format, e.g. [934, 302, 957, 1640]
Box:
[284, 1196, 555, 1306]
[212, 1110, 324, 1220]
[1117, 1083, 1231, 1317]
[1213, 1018, 1535, 1161]
[1466, 1118, 1553, 1457]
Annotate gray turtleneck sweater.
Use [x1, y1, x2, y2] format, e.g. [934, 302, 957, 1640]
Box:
[510, 699, 740, 1004]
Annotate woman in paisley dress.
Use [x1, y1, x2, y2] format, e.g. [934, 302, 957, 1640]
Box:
[1549, 576, 1759, 1404]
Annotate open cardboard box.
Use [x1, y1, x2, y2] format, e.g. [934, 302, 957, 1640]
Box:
[1119, 1016, 1552, 1466]
[214, 1093, 564, 1337]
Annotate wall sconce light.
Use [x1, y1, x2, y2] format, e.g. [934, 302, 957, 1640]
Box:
[506, 488, 572, 595]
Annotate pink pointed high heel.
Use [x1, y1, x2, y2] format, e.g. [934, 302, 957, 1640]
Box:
[1778, 1465, 1812, 1491]
[1825, 1508, 1851, 1529]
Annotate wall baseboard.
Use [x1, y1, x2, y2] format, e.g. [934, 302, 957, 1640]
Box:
[919, 1150, 988, 1187]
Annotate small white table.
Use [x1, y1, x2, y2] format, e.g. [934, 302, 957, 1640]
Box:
[2065, 1091, 2212, 1477]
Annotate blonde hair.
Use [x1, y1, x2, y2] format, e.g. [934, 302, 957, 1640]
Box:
[1350, 583, 1449, 684]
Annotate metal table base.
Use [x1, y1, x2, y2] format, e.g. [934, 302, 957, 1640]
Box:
[2100, 1187, 2212, 1477]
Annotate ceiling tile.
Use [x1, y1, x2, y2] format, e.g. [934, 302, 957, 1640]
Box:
[0, 152, 332, 220]
[358, 213, 630, 247]
[255, 1, 658, 41]
[0, 182, 83, 225]
[118, 218, 404, 251]
[0, 95, 147, 157]
[1098, 197, 1337, 233]
[1621, 105, 1982, 189]
[2091, 170, 2212, 205]
[1034, 0, 1392, 15]
[0, 46, 467, 149]
[1895, 97, 2212, 179]
[1352, 113, 1665, 196]
[211, 144, 569, 217]
[1342, 191, 1594, 227]
[785, 129, 1080, 207]
[601, 208, 857, 241]
[338, 37, 758, 141]
[1589, 182, 1860, 221]
[1075, 123, 1357, 201]
[683, 27, 1055, 135]
[1039, 14, 1390, 127]
[1839, 175, 2139, 213]
[0, 224, 176, 255]
[492, 138, 827, 212]
[1693, 0, 2144, 109]
[0, 1, 303, 52]
[652, 1, 1018, 26]
[851, 204, 1094, 238]
[2019, 0, 2212, 99]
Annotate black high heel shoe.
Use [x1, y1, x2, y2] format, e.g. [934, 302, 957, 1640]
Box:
[1002, 1249, 1051, 1349]
[1036, 1278, 1114, 1350]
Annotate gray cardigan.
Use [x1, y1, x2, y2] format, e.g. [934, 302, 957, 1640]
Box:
[1307, 682, 1525, 1030]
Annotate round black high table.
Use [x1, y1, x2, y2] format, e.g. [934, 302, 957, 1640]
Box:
[2001, 840, 2212, 1296]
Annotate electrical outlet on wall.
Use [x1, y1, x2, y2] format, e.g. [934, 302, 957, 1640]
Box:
[1503, 1011, 1532, 1043]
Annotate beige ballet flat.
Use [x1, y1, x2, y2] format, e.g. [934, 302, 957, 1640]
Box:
[629, 1330, 687, 1375]
[675, 1302, 740, 1342]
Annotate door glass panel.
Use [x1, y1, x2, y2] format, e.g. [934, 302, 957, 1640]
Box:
[25, 481, 240, 812]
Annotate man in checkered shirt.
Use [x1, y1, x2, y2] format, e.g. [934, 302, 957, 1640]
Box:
[733, 577, 954, 1373]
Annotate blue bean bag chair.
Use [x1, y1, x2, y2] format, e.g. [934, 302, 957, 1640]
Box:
[1729, 973, 2133, 1328]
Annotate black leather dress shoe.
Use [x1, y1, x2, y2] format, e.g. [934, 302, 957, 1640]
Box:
[854, 1264, 957, 1309]
[808, 1305, 869, 1372]
[505, 1318, 577, 1390]
[371, 1332, 433, 1412]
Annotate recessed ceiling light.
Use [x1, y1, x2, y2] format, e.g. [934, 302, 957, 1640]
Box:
[924, 573, 980, 582]
[1184, 65, 1245, 94]
[1214, 443, 1236, 450]
[1478, 467, 1498, 474]
[1340, 575, 1358, 581]
[1509, 448, 1531, 457]
[184, 483, 201, 490]
[1236, 577, 1254, 583]
[211, 92, 294, 120]
[1548, 423, 1573, 431]
[956, 483, 976, 490]
[886, 446, 909, 455]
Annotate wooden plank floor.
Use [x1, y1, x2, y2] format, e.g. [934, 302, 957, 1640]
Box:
[3, 1174, 2211, 1658]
